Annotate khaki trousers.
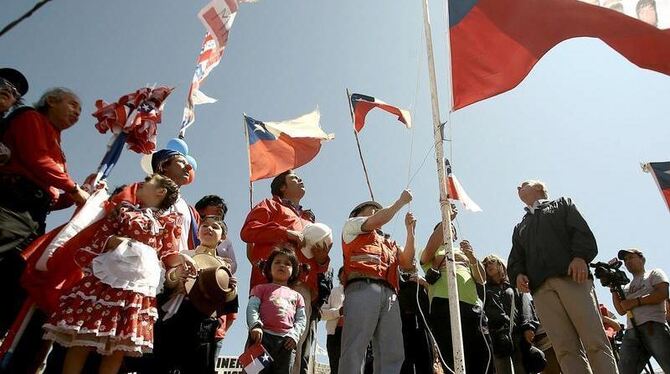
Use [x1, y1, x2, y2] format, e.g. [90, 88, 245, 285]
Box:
[533, 277, 618, 374]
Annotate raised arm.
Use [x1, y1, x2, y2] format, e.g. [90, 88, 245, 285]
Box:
[360, 190, 412, 232]
[398, 212, 417, 269]
[421, 222, 444, 266]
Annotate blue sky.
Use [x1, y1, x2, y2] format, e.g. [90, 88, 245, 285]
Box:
[3, 0, 670, 361]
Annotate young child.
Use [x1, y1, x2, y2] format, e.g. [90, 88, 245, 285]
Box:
[42, 174, 184, 374]
[246, 247, 306, 373]
[157, 215, 237, 373]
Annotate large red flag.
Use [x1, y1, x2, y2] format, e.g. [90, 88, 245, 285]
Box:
[450, 0, 670, 109]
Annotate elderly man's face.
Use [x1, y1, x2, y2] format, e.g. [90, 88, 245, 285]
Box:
[517, 182, 543, 205]
[47, 93, 81, 130]
[0, 79, 19, 113]
[161, 155, 192, 186]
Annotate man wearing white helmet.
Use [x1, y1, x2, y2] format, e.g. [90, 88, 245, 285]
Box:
[338, 190, 416, 374]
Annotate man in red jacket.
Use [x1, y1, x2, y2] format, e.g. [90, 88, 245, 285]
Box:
[0, 87, 88, 372]
[241, 169, 330, 374]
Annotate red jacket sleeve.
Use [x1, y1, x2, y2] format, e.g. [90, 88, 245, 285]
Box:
[52, 192, 75, 211]
[11, 111, 76, 191]
[240, 199, 290, 244]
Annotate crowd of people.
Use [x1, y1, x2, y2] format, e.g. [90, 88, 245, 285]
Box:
[1, 66, 669, 374]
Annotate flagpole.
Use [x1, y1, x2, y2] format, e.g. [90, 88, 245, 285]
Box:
[243, 114, 254, 209]
[346, 89, 375, 201]
[421, 0, 466, 373]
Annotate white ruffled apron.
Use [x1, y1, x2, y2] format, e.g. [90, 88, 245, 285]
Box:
[91, 239, 164, 297]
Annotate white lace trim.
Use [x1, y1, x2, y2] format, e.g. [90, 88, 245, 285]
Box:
[60, 290, 151, 309]
[43, 327, 153, 357]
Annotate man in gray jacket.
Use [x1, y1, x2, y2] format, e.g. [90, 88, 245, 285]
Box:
[507, 180, 617, 374]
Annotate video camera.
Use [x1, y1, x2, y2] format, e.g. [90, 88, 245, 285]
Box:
[590, 258, 629, 294]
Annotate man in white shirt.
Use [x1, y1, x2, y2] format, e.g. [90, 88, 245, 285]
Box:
[612, 248, 670, 373]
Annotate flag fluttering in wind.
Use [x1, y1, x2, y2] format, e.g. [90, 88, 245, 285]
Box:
[245, 109, 334, 181]
[179, 0, 254, 137]
[445, 159, 482, 212]
[449, 0, 670, 109]
[238, 343, 273, 374]
[179, 33, 223, 137]
[642, 161, 670, 212]
[350, 93, 411, 133]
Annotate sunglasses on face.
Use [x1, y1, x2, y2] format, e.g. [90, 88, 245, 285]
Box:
[0, 78, 20, 99]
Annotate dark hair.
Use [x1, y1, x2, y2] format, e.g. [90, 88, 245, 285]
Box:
[110, 184, 128, 198]
[337, 266, 344, 278]
[432, 221, 458, 241]
[263, 245, 300, 285]
[482, 255, 509, 284]
[270, 170, 293, 198]
[195, 194, 228, 218]
[148, 174, 180, 210]
[200, 215, 228, 236]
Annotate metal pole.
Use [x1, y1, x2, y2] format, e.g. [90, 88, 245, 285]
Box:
[346, 89, 375, 201]
[421, 0, 466, 372]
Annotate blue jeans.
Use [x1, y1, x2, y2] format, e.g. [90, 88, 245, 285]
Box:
[618, 321, 670, 374]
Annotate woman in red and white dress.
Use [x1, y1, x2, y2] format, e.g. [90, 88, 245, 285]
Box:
[42, 174, 191, 374]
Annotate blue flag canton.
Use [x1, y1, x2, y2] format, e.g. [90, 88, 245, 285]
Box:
[350, 93, 374, 110]
[651, 162, 670, 189]
[449, 0, 478, 27]
[259, 350, 273, 367]
[245, 115, 276, 145]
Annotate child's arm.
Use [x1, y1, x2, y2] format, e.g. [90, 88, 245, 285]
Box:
[247, 295, 263, 343]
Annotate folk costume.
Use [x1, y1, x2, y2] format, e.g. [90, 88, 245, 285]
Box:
[43, 202, 182, 356]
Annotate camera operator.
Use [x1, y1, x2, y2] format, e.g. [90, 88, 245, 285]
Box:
[612, 248, 670, 373]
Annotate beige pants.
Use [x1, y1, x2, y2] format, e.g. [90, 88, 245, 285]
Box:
[533, 277, 618, 374]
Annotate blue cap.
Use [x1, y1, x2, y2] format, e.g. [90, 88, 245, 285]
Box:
[151, 149, 183, 173]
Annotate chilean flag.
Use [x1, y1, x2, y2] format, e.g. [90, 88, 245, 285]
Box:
[350, 93, 411, 133]
[245, 109, 334, 181]
[645, 161, 670, 212]
[238, 343, 273, 374]
[450, 0, 670, 109]
[445, 159, 482, 212]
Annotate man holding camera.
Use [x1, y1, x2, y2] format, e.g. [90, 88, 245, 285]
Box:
[612, 248, 670, 373]
[507, 180, 618, 373]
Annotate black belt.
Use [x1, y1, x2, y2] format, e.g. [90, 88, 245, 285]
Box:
[346, 277, 392, 290]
